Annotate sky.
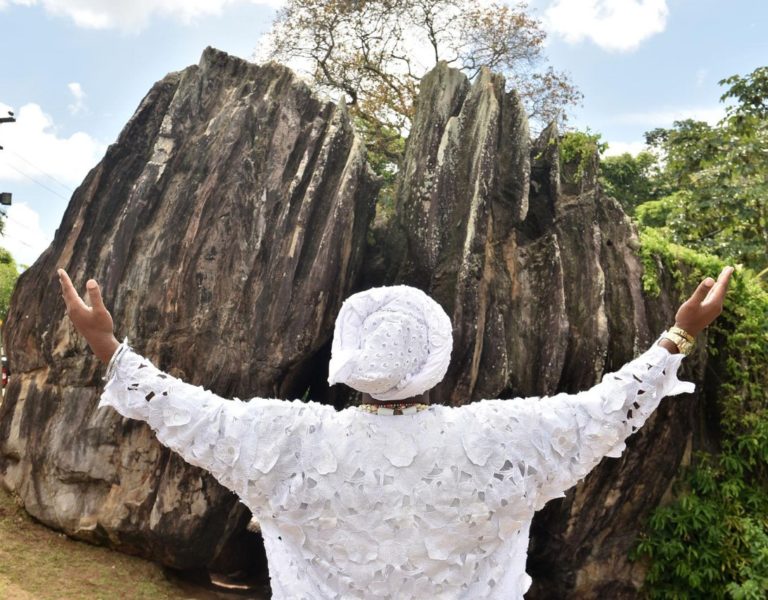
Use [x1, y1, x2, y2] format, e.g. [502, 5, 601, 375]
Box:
[0, 0, 766, 267]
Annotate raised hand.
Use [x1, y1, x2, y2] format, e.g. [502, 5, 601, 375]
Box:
[674, 266, 734, 337]
[58, 269, 119, 363]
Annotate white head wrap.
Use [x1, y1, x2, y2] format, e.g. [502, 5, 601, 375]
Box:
[328, 286, 453, 401]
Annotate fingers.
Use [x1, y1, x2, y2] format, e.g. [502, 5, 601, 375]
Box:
[86, 279, 107, 312]
[690, 277, 715, 304]
[58, 268, 87, 312]
[704, 266, 734, 306]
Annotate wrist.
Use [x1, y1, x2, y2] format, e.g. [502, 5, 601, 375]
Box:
[658, 337, 680, 354]
[674, 322, 701, 338]
[92, 335, 120, 364]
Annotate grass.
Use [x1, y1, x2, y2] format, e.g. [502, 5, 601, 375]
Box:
[0, 486, 244, 600]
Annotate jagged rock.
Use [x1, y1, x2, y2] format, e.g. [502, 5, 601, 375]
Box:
[385, 63, 707, 597]
[0, 47, 379, 571]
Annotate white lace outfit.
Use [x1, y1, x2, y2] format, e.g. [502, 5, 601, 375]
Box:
[100, 341, 693, 600]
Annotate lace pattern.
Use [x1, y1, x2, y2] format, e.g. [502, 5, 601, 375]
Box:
[100, 340, 693, 599]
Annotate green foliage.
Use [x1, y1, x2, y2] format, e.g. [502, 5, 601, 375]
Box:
[647, 118, 767, 271]
[634, 230, 768, 598]
[635, 66, 768, 273]
[634, 193, 681, 230]
[559, 129, 606, 183]
[633, 71, 768, 590]
[0, 247, 18, 322]
[600, 150, 659, 213]
[720, 67, 768, 119]
[568, 63, 768, 600]
[600, 67, 768, 273]
[353, 115, 406, 222]
[644, 119, 718, 193]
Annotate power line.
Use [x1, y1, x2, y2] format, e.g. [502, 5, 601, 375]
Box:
[7, 150, 74, 195]
[5, 213, 39, 232]
[2, 163, 71, 202]
[0, 112, 15, 145]
[0, 113, 74, 203]
[1, 213, 45, 250]
[0, 232, 36, 250]
[1, 220, 41, 250]
[0, 113, 65, 257]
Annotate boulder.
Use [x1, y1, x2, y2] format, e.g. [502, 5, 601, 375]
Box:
[0, 47, 379, 571]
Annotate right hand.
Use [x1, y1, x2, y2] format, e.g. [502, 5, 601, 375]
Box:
[58, 269, 119, 363]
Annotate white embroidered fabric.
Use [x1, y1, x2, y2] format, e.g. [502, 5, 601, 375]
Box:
[100, 342, 694, 600]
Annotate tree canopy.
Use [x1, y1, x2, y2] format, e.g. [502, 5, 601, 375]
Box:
[257, 0, 580, 165]
[598, 66, 768, 277]
[599, 150, 658, 213]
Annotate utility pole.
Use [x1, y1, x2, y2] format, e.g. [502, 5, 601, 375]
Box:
[0, 110, 15, 206]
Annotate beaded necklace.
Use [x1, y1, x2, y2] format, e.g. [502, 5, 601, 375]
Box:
[357, 402, 430, 416]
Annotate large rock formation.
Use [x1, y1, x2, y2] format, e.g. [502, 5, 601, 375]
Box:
[0, 49, 704, 596]
[383, 63, 708, 598]
[0, 47, 379, 572]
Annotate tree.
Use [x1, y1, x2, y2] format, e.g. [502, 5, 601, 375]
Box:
[0, 247, 18, 321]
[257, 0, 580, 165]
[600, 150, 659, 213]
[643, 119, 718, 193]
[631, 67, 768, 275]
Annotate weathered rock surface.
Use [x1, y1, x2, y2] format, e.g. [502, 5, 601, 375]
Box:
[383, 62, 708, 597]
[0, 47, 379, 571]
[0, 50, 705, 597]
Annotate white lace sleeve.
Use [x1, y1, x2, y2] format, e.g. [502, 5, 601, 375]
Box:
[99, 342, 315, 502]
[462, 341, 695, 510]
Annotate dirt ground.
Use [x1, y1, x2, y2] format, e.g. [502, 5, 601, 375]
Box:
[0, 487, 267, 600]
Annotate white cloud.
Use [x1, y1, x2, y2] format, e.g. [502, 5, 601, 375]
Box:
[0, 202, 52, 267]
[545, 0, 669, 52]
[0, 0, 285, 31]
[0, 102, 105, 189]
[603, 140, 647, 156]
[67, 82, 86, 115]
[611, 105, 725, 127]
[0, 0, 35, 8]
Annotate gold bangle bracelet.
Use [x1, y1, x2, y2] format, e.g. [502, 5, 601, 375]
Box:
[669, 325, 695, 343]
[662, 330, 695, 355]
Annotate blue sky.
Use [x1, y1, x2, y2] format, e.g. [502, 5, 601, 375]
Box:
[0, 0, 766, 266]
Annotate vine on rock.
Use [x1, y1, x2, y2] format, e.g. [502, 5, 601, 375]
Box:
[633, 229, 768, 599]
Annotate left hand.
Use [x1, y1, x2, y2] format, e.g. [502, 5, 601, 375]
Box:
[658, 266, 734, 354]
[674, 266, 734, 337]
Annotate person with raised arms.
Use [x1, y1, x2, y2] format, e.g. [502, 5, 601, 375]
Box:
[57, 266, 733, 599]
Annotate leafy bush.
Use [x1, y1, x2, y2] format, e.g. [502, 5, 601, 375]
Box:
[633, 229, 768, 598]
[559, 129, 606, 183]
